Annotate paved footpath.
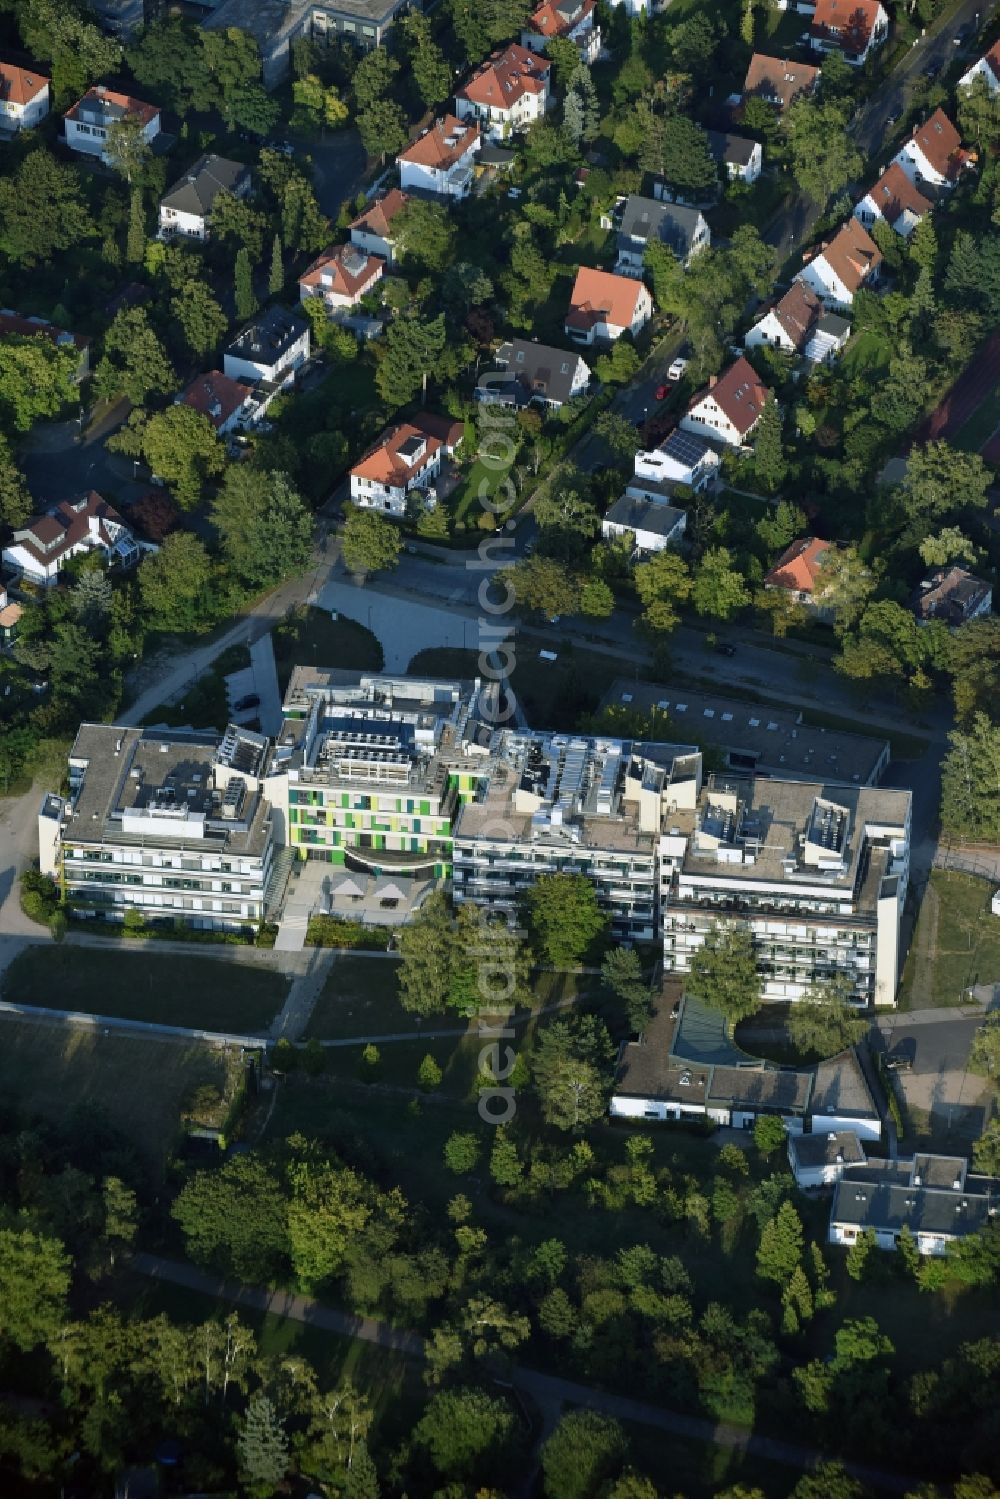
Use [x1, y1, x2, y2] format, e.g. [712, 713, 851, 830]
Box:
[129, 1252, 913, 1493]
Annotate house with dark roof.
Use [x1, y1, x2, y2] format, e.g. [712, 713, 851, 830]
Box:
[2, 493, 137, 586]
[810, 0, 888, 66]
[630, 429, 721, 496]
[0, 59, 49, 133]
[158, 154, 252, 241]
[795, 218, 881, 310]
[223, 306, 310, 388]
[615, 195, 710, 275]
[893, 109, 967, 191]
[477, 338, 591, 409]
[743, 53, 820, 112]
[680, 356, 771, 448]
[349, 189, 409, 266]
[746, 281, 850, 364]
[64, 85, 160, 162]
[829, 1154, 1000, 1256]
[706, 130, 762, 184]
[912, 566, 992, 629]
[854, 161, 933, 239]
[789, 1130, 866, 1188]
[0, 310, 91, 381]
[601, 494, 687, 554]
[959, 40, 1000, 95]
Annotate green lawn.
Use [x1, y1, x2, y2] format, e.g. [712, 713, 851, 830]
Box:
[897, 870, 1000, 1011]
[1, 946, 288, 1032]
[841, 329, 893, 380]
[451, 454, 516, 528]
[140, 645, 251, 733]
[304, 955, 411, 1039]
[272, 605, 384, 693]
[0, 1018, 241, 1173]
[953, 386, 1000, 455]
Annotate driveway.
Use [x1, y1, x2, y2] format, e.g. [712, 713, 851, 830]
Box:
[874, 1007, 994, 1147]
[21, 400, 140, 508]
[307, 127, 367, 217]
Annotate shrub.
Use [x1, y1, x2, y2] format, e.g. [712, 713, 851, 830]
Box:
[271, 1038, 299, 1074]
[19, 868, 59, 926]
[302, 1037, 325, 1076]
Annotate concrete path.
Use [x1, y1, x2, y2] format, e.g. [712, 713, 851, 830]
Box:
[269, 947, 336, 1041]
[249, 633, 282, 737]
[128, 1251, 914, 1492]
[319, 577, 507, 673]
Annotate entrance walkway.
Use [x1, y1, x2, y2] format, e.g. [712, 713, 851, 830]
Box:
[274, 858, 328, 953]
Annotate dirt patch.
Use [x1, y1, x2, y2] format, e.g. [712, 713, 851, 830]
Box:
[918, 331, 1000, 445]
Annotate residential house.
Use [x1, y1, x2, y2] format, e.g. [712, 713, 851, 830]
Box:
[159, 154, 252, 240]
[893, 109, 966, 191]
[0, 60, 49, 133]
[477, 338, 591, 409]
[912, 566, 993, 628]
[0, 310, 91, 381]
[745, 281, 850, 364]
[564, 266, 652, 345]
[455, 44, 551, 141]
[763, 536, 835, 615]
[201, 0, 414, 87]
[350, 414, 464, 519]
[743, 54, 820, 112]
[299, 243, 384, 312]
[630, 429, 721, 496]
[810, 0, 888, 66]
[615, 195, 710, 276]
[789, 1131, 867, 1189]
[521, 0, 600, 65]
[349, 189, 409, 266]
[396, 116, 481, 200]
[0, 585, 22, 645]
[222, 306, 310, 388]
[680, 356, 771, 449]
[829, 1154, 1000, 1256]
[794, 218, 881, 310]
[601, 494, 687, 553]
[178, 371, 258, 436]
[706, 129, 763, 184]
[2, 493, 137, 587]
[959, 40, 1000, 94]
[854, 161, 932, 239]
[64, 86, 160, 162]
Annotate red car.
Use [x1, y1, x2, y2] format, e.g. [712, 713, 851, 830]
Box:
[655, 384, 668, 400]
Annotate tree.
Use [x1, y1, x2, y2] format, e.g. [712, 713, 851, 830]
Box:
[340, 506, 402, 578]
[238, 1393, 289, 1497]
[449, 0, 534, 62]
[541, 1410, 628, 1499]
[268, 233, 284, 295]
[602, 947, 651, 1033]
[93, 306, 175, 405]
[18, 0, 121, 104]
[0, 335, 79, 433]
[393, 198, 456, 273]
[101, 1177, 138, 1269]
[126, 187, 145, 265]
[845, 1226, 877, 1281]
[490, 1128, 523, 1188]
[138, 532, 214, 633]
[786, 976, 867, 1058]
[958, 75, 1000, 150]
[357, 99, 408, 161]
[412, 1386, 515, 1479]
[71, 569, 113, 633]
[503, 555, 581, 618]
[812, 544, 876, 632]
[418, 1053, 443, 1090]
[402, 13, 452, 107]
[756, 1201, 804, 1284]
[211, 468, 312, 588]
[972, 1118, 1000, 1177]
[111, 406, 224, 509]
[782, 1264, 814, 1333]
[686, 923, 762, 1026]
[523, 872, 608, 968]
[104, 112, 152, 186]
[0, 1230, 71, 1352]
[752, 399, 786, 493]
[396, 889, 456, 1015]
[375, 314, 447, 407]
[634, 549, 692, 634]
[234, 246, 258, 321]
[532, 1015, 614, 1132]
[444, 1132, 481, 1174]
[343, 1442, 379, 1499]
[970, 1015, 1000, 1088]
[0, 150, 94, 264]
[900, 441, 990, 529]
[579, 576, 615, 618]
[172, 1154, 288, 1281]
[0, 435, 31, 529]
[790, 1463, 864, 1499]
[785, 98, 862, 205]
[655, 114, 718, 197]
[752, 1115, 786, 1158]
[940, 715, 1000, 843]
[171, 281, 228, 360]
[692, 547, 751, 620]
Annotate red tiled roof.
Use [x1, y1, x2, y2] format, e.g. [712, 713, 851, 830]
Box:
[811, 218, 882, 294]
[0, 60, 48, 107]
[690, 356, 771, 437]
[566, 266, 646, 331]
[457, 44, 551, 110]
[411, 410, 464, 450]
[349, 188, 409, 240]
[0, 311, 89, 354]
[529, 0, 595, 38]
[64, 86, 159, 127]
[810, 0, 883, 54]
[764, 536, 831, 593]
[398, 115, 479, 169]
[352, 422, 445, 488]
[907, 108, 963, 178]
[863, 162, 932, 225]
[179, 370, 252, 430]
[299, 244, 384, 300]
[11, 492, 127, 571]
[743, 54, 820, 110]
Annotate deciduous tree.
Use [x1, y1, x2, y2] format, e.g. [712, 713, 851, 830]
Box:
[340, 505, 402, 577]
[523, 872, 608, 968]
[211, 468, 312, 588]
[686, 922, 761, 1026]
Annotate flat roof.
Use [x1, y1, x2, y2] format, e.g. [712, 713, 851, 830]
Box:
[830, 1171, 998, 1238]
[790, 1130, 866, 1170]
[603, 678, 888, 786]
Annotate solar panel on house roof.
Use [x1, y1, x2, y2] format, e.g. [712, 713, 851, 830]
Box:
[663, 429, 712, 467]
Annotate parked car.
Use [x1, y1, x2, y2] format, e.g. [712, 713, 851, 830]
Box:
[655, 384, 669, 400]
[234, 693, 260, 711]
[886, 1053, 913, 1072]
[715, 643, 736, 657]
[667, 357, 688, 382]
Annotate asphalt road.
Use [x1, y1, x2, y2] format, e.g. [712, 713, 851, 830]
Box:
[874, 1012, 988, 1072]
[306, 126, 367, 218]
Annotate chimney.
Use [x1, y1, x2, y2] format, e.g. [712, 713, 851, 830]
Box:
[708, 374, 717, 388]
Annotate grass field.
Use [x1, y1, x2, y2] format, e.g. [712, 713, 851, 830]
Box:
[451, 454, 516, 528]
[408, 638, 630, 731]
[304, 954, 412, 1039]
[841, 329, 893, 381]
[897, 870, 1000, 1010]
[273, 606, 383, 693]
[1, 947, 288, 1032]
[953, 386, 1000, 455]
[0, 1018, 240, 1170]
